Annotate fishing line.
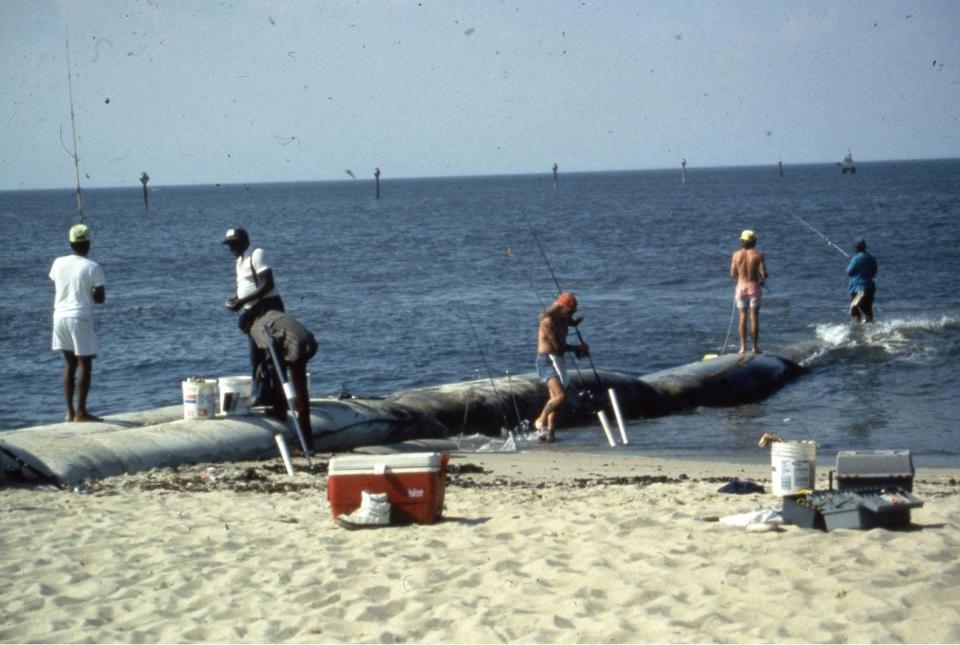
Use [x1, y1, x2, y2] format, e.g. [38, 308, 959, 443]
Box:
[785, 209, 849, 258]
[64, 31, 85, 224]
[458, 302, 515, 436]
[775, 177, 847, 259]
[504, 369, 529, 433]
[719, 300, 737, 355]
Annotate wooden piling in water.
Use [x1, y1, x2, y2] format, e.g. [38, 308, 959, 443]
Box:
[139, 171, 150, 210]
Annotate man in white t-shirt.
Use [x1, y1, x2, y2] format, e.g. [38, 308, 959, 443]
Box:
[49, 224, 106, 422]
[223, 227, 285, 407]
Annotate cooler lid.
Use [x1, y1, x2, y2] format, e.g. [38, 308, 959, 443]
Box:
[835, 450, 914, 477]
[328, 452, 443, 475]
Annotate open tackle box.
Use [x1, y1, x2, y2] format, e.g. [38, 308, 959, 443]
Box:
[782, 486, 923, 532]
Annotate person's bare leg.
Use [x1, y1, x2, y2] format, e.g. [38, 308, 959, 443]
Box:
[536, 377, 565, 441]
[62, 351, 77, 421]
[750, 307, 761, 353]
[738, 309, 748, 354]
[74, 356, 101, 421]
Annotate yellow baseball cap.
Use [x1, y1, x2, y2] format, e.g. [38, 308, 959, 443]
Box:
[69, 224, 91, 243]
[740, 229, 756, 242]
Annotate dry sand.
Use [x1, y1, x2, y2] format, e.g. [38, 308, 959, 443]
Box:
[1, 450, 958, 643]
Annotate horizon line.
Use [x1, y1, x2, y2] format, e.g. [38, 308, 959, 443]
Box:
[2, 154, 958, 193]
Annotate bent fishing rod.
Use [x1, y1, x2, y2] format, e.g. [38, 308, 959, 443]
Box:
[63, 32, 85, 224]
[529, 230, 603, 382]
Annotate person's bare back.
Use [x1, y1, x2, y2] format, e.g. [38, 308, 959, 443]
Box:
[730, 248, 767, 285]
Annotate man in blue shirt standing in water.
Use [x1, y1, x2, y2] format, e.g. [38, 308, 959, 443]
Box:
[846, 238, 878, 323]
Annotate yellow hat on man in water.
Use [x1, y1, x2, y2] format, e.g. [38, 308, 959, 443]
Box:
[740, 229, 756, 242]
[69, 224, 91, 243]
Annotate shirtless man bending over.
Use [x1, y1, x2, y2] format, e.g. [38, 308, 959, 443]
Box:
[729, 229, 768, 354]
[534, 292, 589, 442]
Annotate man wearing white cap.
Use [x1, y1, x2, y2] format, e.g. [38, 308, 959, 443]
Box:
[49, 224, 106, 421]
[729, 229, 768, 354]
[222, 227, 285, 406]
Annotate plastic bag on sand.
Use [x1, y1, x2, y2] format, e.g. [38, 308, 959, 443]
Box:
[719, 508, 783, 527]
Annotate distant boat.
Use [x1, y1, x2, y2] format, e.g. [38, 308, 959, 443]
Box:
[841, 150, 856, 174]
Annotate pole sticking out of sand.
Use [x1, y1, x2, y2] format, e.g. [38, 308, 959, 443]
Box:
[597, 410, 617, 447]
[681, 158, 687, 184]
[552, 163, 558, 191]
[374, 167, 381, 200]
[139, 172, 150, 210]
[273, 435, 295, 476]
[608, 389, 629, 444]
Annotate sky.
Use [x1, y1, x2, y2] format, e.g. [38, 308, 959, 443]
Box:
[1, 0, 959, 190]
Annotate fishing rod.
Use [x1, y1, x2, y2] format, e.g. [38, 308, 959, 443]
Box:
[529, 229, 604, 381]
[459, 302, 517, 439]
[784, 209, 848, 258]
[529, 230, 627, 446]
[509, 243, 594, 405]
[64, 32, 85, 224]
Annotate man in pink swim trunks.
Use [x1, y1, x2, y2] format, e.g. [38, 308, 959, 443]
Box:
[729, 229, 768, 354]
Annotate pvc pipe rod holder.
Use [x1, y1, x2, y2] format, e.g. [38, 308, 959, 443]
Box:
[608, 388, 629, 445]
[597, 410, 617, 447]
[274, 433, 295, 476]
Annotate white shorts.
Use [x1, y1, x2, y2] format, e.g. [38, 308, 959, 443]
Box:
[52, 317, 97, 356]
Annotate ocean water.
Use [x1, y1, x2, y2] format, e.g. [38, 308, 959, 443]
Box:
[2, 160, 959, 465]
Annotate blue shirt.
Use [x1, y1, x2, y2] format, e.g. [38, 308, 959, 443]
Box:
[846, 251, 877, 294]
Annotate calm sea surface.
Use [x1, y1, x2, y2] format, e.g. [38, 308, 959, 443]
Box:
[2, 161, 959, 465]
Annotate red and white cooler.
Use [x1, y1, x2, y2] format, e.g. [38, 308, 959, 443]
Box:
[326, 452, 449, 524]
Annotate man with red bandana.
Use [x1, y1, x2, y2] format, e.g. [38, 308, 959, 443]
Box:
[533, 292, 589, 442]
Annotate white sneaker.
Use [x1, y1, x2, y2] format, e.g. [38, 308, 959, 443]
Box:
[336, 491, 391, 529]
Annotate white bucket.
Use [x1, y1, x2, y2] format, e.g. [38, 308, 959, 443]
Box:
[218, 375, 253, 416]
[182, 379, 218, 420]
[771, 440, 817, 495]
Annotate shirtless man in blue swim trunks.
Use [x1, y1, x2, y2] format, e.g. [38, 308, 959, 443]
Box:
[533, 292, 589, 442]
[730, 229, 768, 354]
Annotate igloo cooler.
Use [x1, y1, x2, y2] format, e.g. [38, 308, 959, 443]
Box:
[327, 452, 449, 524]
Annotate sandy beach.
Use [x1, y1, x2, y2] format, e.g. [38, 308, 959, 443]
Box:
[1, 450, 958, 644]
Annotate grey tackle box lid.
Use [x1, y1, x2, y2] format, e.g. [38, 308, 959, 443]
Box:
[835, 450, 914, 477]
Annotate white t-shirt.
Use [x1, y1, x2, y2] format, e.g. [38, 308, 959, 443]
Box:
[235, 248, 278, 309]
[49, 254, 106, 320]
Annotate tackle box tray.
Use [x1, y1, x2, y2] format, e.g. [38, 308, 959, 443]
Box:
[782, 486, 923, 532]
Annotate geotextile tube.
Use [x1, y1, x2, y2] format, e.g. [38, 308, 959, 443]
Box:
[1, 349, 803, 486]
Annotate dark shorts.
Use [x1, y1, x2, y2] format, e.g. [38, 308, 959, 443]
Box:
[851, 285, 876, 316]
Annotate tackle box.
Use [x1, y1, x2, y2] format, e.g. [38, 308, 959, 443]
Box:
[782, 486, 923, 532]
[327, 452, 449, 524]
[834, 450, 915, 492]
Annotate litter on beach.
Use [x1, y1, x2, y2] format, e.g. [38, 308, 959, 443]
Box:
[718, 508, 783, 527]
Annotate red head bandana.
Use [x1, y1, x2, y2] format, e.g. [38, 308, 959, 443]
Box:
[554, 292, 577, 311]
